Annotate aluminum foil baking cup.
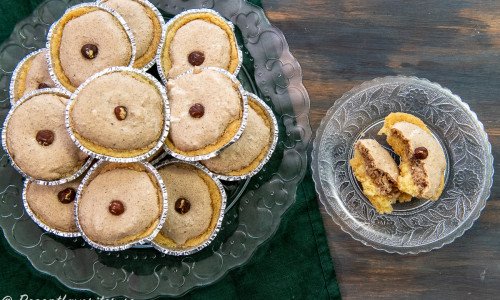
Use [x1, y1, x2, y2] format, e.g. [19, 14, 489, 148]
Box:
[97, 0, 165, 71]
[201, 92, 279, 181]
[65, 66, 170, 163]
[2, 88, 93, 186]
[75, 160, 168, 252]
[151, 159, 227, 256]
[46, 2, 137, 92]
[9, 48, 47, 106]
[164, 67, 248, 161]
[22, 179, 81, 238]
[156, 8, 243, 86]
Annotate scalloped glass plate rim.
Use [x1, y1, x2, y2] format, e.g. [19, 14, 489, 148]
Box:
[311, 75, 494, 255]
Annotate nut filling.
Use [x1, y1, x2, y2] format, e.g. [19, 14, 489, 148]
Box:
[358, 144, 399, 197]
[391, 130, 429, 192]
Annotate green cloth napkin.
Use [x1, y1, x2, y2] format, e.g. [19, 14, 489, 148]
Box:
[0, 1, 340, 299]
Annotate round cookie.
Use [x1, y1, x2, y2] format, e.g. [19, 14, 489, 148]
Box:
[76, 161, 167, 251]
[23, 178, 81, 236]
[350, 139, 409, 214]
[379, 112, 447, 200]
[152, 161, 226, 255]
[165, 67, 247, 160]
[10, 49, 55, 104]
[47, 3, 135, 92]
[201, 93, 278, 180]
[67, 67, 169, 162]
[99, 0, 164, 70]
[158, 9, 241, 81]
[2, 89, 91, 184]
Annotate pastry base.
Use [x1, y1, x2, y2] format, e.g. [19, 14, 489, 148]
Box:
[161, 11, 240, 78]
[79, 162, 164, 246]
[153, 163, 222, 250]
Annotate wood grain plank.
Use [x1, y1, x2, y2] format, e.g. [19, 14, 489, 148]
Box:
[263, 0, 500, 298]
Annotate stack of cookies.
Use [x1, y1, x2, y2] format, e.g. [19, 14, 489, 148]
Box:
[3, 1, 278, 256]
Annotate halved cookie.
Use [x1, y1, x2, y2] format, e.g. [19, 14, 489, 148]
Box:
[99, 0, 164, 70]
[165, 67, 247, 160]
[158, 9, 241, 81]
[23, 178, 81, 237]
[47, 3, 135, 92]
[153, 161, 226, 255]
[76, 161, 167, 251]
[201, 93, 278, 180]
[10, 49, 55, 104]
[379, 112, 446, 200]
[350, 139, 408, 214]
[2, 89, 90, 184]
[66, 67, 169, 162]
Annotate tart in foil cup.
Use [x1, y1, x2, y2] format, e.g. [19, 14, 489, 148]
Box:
[9, 48, 53, 105]
[97, 0, 165, 71]
[164, 67, 248, 161]
[65, 66, 170, 163]
[75, 160, 168, 252]
[156, 8, 243, 85]
[46, 2, 137, 92]
[200, 92, 279, 181]
[23, 178, 82, 238]
[151, 159, 227, 256]
[2, 88, 93, 186]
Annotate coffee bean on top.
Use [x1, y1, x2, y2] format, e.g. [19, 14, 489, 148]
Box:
[413, 147, 429, 160]
[189, 103, 205, 118]
[188, 51, 205, 66]
[81, 44, 98, 59]
[109, 200, 125, 216]
[37, 82, 51, 89]
[58, 188, 76, 204]
[114, 106, 128, 121]
[175, 198, 191, 214]
[36, 130, 55, 146]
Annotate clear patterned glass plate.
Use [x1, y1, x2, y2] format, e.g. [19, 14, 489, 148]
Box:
[312, 76, 493, 255]
[0, 0, 311, 297]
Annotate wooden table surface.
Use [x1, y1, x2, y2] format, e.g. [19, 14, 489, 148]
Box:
[262, 0, 500, 298]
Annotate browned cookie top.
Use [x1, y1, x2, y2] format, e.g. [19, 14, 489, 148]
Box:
[49, 5, 134, 91]
[12, 49, 55, 102]
[101, 0, 162, 69]
[25, 179, 81, 233]
[167, 68, 243, 153]
[157, 163, 213, 245]
[77, 164, 162, 246]
[69, 70, 166, 158]
[202, 97, 273, 175]
[4, 92, 88, 181]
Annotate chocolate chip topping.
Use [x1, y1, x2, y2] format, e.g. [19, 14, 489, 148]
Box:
[109, 200, 125, 216]
[175, 198, 191, 215]
[36, 130, 54, 146]
[37, 82, 51, 89]
[188, 51, 205, 66]
[114, 106, 128, 121]
[189, 103, 205, 118]
[57, 188, 76, 204]
[413, 147, 429, 160]
[81, 44, 98, 59]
